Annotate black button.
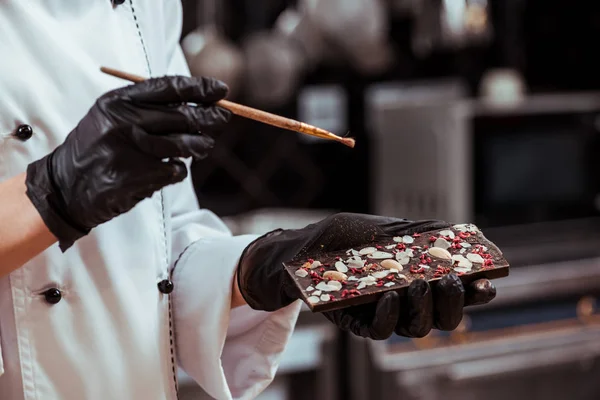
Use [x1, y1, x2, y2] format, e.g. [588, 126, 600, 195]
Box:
[158, 279, 174, 294]
[14, 124, 33, 141]
[112, 0, 126, 5]
[43, 288, 62, 304]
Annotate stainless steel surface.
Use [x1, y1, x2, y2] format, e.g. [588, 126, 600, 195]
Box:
[347, 254, 600, 400]
[366, 80, 472, 223]
[366, 84, 600, 225]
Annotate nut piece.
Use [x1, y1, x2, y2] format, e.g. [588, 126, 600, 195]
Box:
[429, 247, 452, 260]
[467, 253, 485, 264]
[381, 259, 403, 271]
[359, 247, 377, 255]
[316, 281, 338, 292]
[434, 238, 451, 250]
[402, 235, 414, 244]
[454, 267, 471, 274]
[308, 296, 320, 304]
[323, 271, 348, 281]
[327, 280, 343, 291]
[335, 261, 349, 273]
[397, 274, 408, 281]
[348, 258, 365, 269]
[371, 271, 390, 279]
[295, 269, 309, 278]
[368, 251, 394, 259]
[452, 254, 473, 268]
[439, 230, 455, 239]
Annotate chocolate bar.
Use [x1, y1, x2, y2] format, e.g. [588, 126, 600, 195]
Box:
[283, 224, 509, 313]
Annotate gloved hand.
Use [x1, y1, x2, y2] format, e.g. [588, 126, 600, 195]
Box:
[26, 76, 231, 251]
[237, 213, 497, 340]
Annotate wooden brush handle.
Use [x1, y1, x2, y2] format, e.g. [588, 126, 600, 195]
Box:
[99, 66, 353, 147]
[218, 99, 334, 139]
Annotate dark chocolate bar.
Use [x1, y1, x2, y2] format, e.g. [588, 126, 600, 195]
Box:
[283, 224, 509, 313]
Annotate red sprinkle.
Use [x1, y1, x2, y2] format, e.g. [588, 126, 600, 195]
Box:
[308, 258, 314, 263]
[411, 246, 419, 250]
[429, 236, 437, 242]
[413, 233, 421, 237]
[397, 243, 406, 250]
[459, 232, 470, 239]
[335, 256, 341, 260]
[341, 289, 349, 298]
[386, 275, 395, 280]
[427, 257, 432, 263]
[376, 281, 384, 287]
[423, 245, 429, 250]
[375, 245, 383, 249]
[319, 267, 325, 272]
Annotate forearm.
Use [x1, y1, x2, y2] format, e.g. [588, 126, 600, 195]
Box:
[0, 172, 57, 277]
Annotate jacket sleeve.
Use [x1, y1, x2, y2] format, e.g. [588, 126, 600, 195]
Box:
[162, 3, 301, 399]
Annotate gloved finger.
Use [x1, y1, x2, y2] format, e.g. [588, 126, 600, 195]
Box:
[464, 279, 497, 307]
[432, 274, 465, 330]
[133, 131, 215, 160]
[117, 102, 231, 135]
[395, 279, 433, 338]
[140, 159, 188, 191]
[116, 75, 229, 105]
[364, 291, 400, 340]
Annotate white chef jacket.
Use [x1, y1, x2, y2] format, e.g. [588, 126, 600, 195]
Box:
[0, 1, 302, 399]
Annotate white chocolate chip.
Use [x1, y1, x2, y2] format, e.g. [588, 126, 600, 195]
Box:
[313, 290, 322, 296]
[393, 236, 403, 242]
[306, 286, 314, 292]
[357, 282, 367, 290]
[384, 282, 396, 287]
[320, 294, 331, 302]
[308, 296, 320, 304]
[402, 235, 414, 244]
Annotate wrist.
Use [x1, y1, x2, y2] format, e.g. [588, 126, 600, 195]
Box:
[25, 156, 89, 252]
[231, 270, 247, 309]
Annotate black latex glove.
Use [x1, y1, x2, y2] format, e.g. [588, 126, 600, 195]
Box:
[237, 213, 497, 340]
[26, 76, 231, 251]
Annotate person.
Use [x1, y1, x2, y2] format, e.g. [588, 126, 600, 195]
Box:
[0, 1, 497, 399]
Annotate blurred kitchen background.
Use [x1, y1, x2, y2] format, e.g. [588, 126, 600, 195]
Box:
[176, 0, 600, 399]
